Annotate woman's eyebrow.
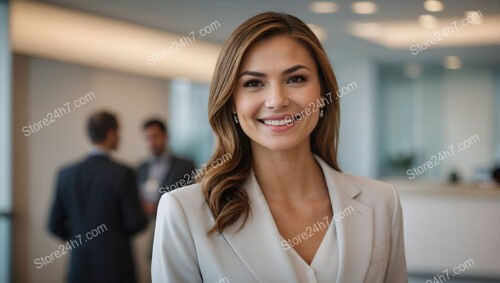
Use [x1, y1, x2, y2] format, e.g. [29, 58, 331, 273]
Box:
[238, 64, 311, 78]
[283, 64, 310, 75]
[239, 70, 265, 78]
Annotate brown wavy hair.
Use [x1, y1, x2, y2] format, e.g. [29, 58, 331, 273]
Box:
[201, 12, 341, 234]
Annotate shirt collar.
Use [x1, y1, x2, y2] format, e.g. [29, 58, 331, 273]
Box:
[89, 146, 111, 157]
[150, 149, 171, 163]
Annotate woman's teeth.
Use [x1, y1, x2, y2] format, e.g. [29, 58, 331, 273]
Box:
[262, 119, 290, 126]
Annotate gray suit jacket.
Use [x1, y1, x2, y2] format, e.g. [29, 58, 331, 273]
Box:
[152, 155, 408, 283]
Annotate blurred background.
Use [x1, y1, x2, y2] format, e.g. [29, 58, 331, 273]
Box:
[0, 0, 499, 282]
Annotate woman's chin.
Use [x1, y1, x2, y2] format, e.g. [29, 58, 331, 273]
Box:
[252, 138, 306, 153]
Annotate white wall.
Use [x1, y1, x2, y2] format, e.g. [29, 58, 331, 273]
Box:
[442, 67, 495, 181]
[336, 60, 378, 178]
[396, 181, 500, 278]
[13, 56, 168, 283]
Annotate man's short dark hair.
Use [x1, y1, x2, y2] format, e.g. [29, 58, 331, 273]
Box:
[143, 119, 167, 135]
[87, 111, 118, 143]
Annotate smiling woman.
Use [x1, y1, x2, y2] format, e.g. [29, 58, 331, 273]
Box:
[152, 11, 408, 283]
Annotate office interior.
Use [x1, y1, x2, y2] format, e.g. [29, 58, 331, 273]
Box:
[0, 0, 499, 282]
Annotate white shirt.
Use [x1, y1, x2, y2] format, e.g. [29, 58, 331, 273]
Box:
[284, 209, 339, 283]
[142, 150, 172, 202]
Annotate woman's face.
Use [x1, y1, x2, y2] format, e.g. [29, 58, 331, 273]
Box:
[234, 35, 322, 153]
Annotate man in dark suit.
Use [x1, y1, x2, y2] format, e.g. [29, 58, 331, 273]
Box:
[48, 111, 147, 283]
[137, 119, 196, 217]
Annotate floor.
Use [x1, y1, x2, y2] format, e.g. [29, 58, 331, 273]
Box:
[409, 274, 500, 283]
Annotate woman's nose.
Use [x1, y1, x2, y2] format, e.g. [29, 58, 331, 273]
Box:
[264, 84, 289, 109]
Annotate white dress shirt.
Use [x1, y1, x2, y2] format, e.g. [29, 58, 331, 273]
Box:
[142, 151, 172, 202]
[285, 220, 339, 283]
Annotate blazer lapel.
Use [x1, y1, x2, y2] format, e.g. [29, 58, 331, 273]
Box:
[222, 172, 300, 283]
[222, 156, 373, 283]
[314, 156, 373, 283]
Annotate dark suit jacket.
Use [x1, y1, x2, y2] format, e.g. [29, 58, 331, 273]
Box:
[48, 155, 147, 283]
[137, 154, 196, 259]
[136, 155, 196, 197]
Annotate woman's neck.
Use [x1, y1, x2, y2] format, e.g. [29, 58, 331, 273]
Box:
[251, 142, 329, 203]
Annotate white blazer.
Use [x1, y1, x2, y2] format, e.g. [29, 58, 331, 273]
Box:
[152, 156, 408, 283]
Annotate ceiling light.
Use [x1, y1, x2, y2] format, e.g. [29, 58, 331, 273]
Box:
[424, 0, 444, 12]
[419, 14, 438, 29]
[10, 1, 220, 83]
[404, 64, 423, 79]
[348, 16, 500, 49]
[309, 1, 339, 14]
[465, 11, 483, 25]
[351, 1, 378, 15]
[349, 22, 381, 37]
[443, 56, 462, 69]
[307, 23, 327, 42]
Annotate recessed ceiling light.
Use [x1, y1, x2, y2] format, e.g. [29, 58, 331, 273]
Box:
[465, 11, 483, 25]
[351, 1, 378, 15]
[307, 23, 327, 42]
[349, 22, 381, 37]
[443, 56, 462, 69]
[404, 64, 423, 79]
[424, 0, 444, 12]
[419, 14, 438, 29]
[348, 16, 500, 49]
[309, 1, 339, 14]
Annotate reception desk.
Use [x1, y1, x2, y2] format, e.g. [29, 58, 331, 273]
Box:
[386, 179, 500, 279]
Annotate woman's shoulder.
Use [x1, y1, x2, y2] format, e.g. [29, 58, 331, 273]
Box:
[333, 170, 400, 209]
[158, 182, 206, 210]
[341, 171, 394, 192]
[316, 155, 398, 203]
[156, 182, 213, 226]
[166, 181, 204, 200]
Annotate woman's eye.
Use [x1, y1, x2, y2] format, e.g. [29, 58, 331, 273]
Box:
[287, 75, 307, 84]
[243, 79, 264, 88]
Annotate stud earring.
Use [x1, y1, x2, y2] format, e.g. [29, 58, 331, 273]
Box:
[233, 112, 239, 124]
[319, 108, 324, 118]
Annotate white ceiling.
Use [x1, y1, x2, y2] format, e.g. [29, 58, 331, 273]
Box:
[39, 0, 500, 66]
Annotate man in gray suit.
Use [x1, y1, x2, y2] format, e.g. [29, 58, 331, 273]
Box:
[136, 119, 196, 217]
